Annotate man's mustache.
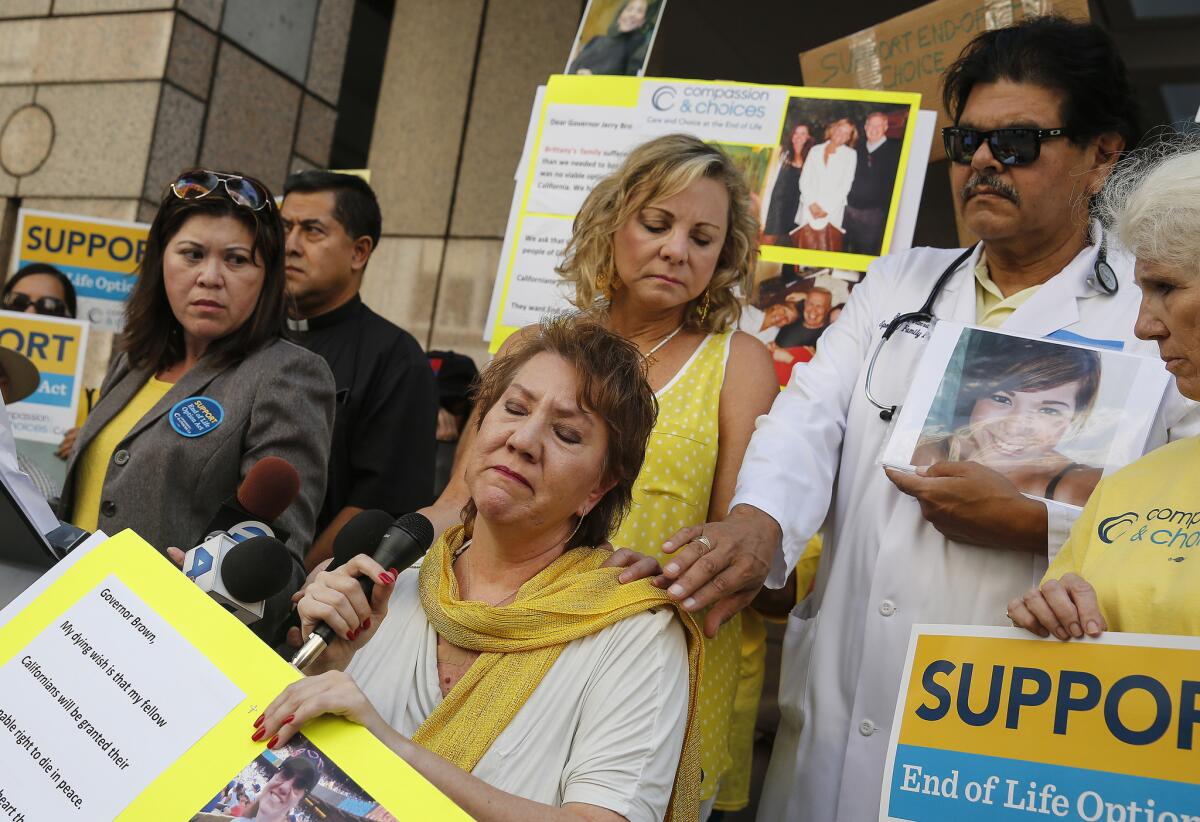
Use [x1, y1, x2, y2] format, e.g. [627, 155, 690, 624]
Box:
[961, 174, 1020, 205]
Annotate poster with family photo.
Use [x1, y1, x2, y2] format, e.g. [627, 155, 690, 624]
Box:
[759, 97, 912, 268]
[565, 0, 667, 77]
[737, 260, 860, 387]
[878, 323, 1170, 508]
[190, 732, 398, 822]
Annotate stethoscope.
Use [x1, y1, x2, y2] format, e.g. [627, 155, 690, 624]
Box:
[863, 232, 1119, 421]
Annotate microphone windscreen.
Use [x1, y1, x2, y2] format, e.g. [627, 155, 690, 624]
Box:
[332, 509, 396, 568]
[236, 457, 301, 522]
[221, 535, 293, 602]
[392, 512, 435, 551]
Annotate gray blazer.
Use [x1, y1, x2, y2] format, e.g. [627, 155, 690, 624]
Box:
[58, 338, 335, 641]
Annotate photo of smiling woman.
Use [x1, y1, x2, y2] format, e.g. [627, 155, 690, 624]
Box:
[192, 735, 385, 822]
[912, 331, 1103, 507]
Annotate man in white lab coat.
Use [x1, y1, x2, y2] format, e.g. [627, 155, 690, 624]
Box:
[653, 17, 1200, 821]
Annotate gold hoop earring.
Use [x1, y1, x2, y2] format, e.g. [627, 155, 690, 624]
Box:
[698, 290, 711, 323]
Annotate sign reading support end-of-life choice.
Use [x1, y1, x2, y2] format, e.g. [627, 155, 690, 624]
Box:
[11, 209, 150, 333]
[881, 625, 1200, 821]
[488, 74, 923, 351]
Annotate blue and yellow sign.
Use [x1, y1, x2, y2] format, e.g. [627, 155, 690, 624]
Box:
[11, 209, 150, 332]
[882, 626, 1200, 821]
[0, 312, 88, 444]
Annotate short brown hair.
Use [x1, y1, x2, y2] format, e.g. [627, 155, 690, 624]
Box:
[123, 170, 287, 371]
[464, 315, 657, 549]
[558, 134, 759, 333]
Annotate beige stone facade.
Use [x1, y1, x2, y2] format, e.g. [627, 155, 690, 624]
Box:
[0, 0, 580, 372]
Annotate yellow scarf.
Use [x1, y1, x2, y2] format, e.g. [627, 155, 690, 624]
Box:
[413, 526, 704, 822]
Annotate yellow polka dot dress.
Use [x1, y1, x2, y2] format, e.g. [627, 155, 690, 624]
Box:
[612, 331, 739, 801]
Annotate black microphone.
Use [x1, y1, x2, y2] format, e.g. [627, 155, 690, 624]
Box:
[184, 535, 293, 624]
[181, 457, 301, 625]
[277, 509, 393, 644]
[291, 511, 435, 670]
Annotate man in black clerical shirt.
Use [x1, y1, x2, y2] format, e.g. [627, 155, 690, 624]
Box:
[843, 111, 903, 256]
[281, 171, 438, 570]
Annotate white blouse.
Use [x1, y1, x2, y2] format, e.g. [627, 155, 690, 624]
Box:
[344, 562, 690, 821]
[796, 142, 858, 231]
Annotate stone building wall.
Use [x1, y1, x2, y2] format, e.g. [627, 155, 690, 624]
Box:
[0, 0, 583, 373]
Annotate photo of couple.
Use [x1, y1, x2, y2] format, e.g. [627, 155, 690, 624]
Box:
[761, 98, 910, 257]
[738, 263, 858, 387]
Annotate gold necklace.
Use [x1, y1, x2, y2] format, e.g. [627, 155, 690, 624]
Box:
[460, 548, 523, 607]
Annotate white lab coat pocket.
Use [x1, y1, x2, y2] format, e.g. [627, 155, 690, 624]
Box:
[778, 597, 821, 732]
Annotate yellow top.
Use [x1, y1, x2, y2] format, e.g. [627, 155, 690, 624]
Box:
[1044, 437, 1200, 635]
[71, 376, 173, 532]
[974, 253, 1041, 328]
[415, 526, 704, 822]
[611, 331, 736, 800]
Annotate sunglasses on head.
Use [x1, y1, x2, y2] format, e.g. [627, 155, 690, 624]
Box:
[942, 126, 1070, 167]
[170, 170, 271, 211]
[3, 293, 69, 317]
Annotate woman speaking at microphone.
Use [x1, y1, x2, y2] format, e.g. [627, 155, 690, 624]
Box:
[57, 170, 335, 639]
[1008, 139, 1200, 641]
[258, 317, 703, 822]
[426, 134, 777, 814]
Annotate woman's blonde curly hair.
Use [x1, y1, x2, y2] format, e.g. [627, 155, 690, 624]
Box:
[557, 134, 759, 332]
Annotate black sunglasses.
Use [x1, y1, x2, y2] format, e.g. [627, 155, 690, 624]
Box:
[942, 126, 1070, 167]
[170, 170, 271, 211]
[3, 292, 69, 317]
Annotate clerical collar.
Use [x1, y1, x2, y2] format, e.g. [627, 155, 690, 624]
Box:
[287, 294, 363, 332]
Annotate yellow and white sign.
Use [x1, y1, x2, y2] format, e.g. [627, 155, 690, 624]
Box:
[0, 530, 468, 820]
[881, 625, 1200, 820]
[488, 74, 923, 350]
[11, 210, 150, 333]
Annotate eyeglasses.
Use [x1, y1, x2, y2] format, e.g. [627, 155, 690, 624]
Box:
[3, 293, 69, 317]
[942, 127, 1069, 166]
[170, 170, 271, 211]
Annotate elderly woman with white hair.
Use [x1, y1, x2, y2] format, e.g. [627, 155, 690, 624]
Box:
[1008, 136, 1200, 641]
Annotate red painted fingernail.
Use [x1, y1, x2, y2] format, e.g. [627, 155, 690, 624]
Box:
[282, 714, 295, 726]
[267, 735, 279, 749]
[254, 713, 264, 728]
[378, 572, 391, 584]
[388, 567, 399, 577]
[362, 618, 371, 630]
[347, 630, 356, 640]
[252, 727, 266, 742]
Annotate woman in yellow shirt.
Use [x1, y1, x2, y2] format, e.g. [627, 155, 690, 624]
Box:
[1008, 139, 1200, 640]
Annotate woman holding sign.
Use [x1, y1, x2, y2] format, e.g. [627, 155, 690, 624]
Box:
[1010, 140, 1200, 641]
[424, 134, 777, 814]
[57, 170, 335, 642]
[262, 317, 703, 821]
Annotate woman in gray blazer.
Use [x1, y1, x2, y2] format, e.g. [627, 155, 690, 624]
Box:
[58, 170, 335, 643]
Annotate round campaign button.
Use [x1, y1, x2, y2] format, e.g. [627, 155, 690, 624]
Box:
[169, 396, 225, 438]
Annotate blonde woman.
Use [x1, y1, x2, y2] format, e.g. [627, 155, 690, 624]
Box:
[429, 134, 777, 816]
[792, 117, 859, 252]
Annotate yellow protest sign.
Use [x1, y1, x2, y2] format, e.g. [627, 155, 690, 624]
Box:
[11, 209, 150, 332]
[489, 74, 923, 351]
[0, 530, 468, 821]
[882, 626, 1200, 820]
